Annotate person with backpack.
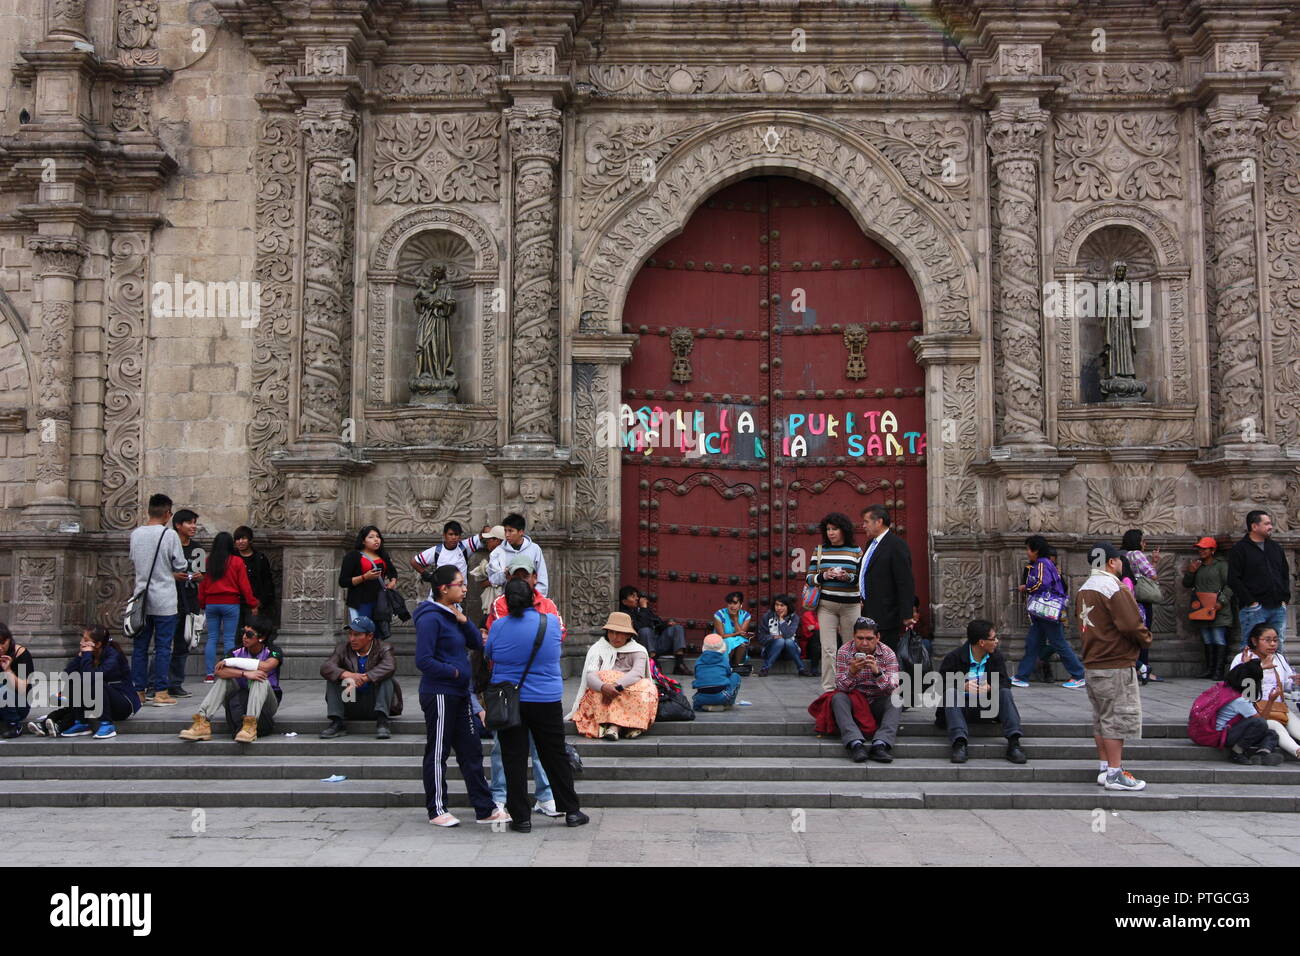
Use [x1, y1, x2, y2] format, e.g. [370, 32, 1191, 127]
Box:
[1183, 536, 1233, 679]
[168, 508, 203, 699]
[411, 520, 492, 601]
[1188, 658, 1284, 765]
[1010, 536, 1087, 689]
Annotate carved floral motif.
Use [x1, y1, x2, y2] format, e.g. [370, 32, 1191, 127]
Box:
[1056, 62, 1178, 94]
[15, 556, 56, 625]
[577, 119, 710, 231]
[935, 558, 982, 632]
[1085, 464, 1178, 533]
[941, 364, 979, 533]
[572, 363, 610, 534]
[374, 64, 497, 98]
[1263, 107, 1300, 446]
[842, 117, 971, 228]
[372, 114, 500, 204]
[1053, 113, 1182, 202]
[568, 557, 615, 629]
[366, 416, 497, 448]
[115, 0, 159, 66]
[386, 462, 472, 533]
[587, 63, 964, 97]
[102, 232, 148, 530]
[111, 86, 151, 133]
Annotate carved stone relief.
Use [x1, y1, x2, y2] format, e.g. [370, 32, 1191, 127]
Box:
[842, 117, 972, 228]
[1053, 113, 1182, 202]
[566, 556, 616, 630]
[111, 86, 152, 133]
[587, 63, 965, 97]
[284, 476, 341, 531]
[1085, 463, 1178, 533]
[14, 556, 56, 625]
[374, 64, 498, 99]
[997, 44, 1042, 76]
[1230, 475, 1291, 531]
[386, 462, 472, 533]
[503, 476, 556, 532]
[114, 0, 159, 66]
[577, 118, 711, 231]
[572, 363, 611, 534]
[934, 557, 982, 632]
[1056, 416, 1195, 448]
[1006, 477, 1060, 532]
[940, 363, 979, 533]
[373, 114, 500, 204]
[92, 553, 133, 630]
[1056, 62, 1178, 94]
[284, 550, 335, 627]
[1263, 107, 1300, 446]
[101, 232, 148, 530]
[366, 415, 498, 449]
[1215, 42, 1260, 73]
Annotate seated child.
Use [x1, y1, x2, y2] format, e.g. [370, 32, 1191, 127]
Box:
[692, 635, 742, 711]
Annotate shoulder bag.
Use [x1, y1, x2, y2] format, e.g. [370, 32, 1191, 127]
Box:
[801, 545, 824, 611]
[1133, 574, 1163, 604]
[1026, 591, 1067, 622]
[124, 527, 167, 638]
[1241, 648, 1292, 724]
[483, 612, 547, 731]
[1188, 590, 1223, 622]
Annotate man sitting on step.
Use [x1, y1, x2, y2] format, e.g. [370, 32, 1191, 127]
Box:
[936, 619, 1028, 765]
[832, 617, 903, 763]
[320, 615, 402, 740]
[178, 616, 283, 744]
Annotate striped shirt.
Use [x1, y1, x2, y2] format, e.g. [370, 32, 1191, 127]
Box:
[806, 545, 863, 603]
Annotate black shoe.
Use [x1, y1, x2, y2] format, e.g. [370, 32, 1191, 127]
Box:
[170, 686, 193, 699]
[1197, 644, 1214, 680]
[1005, 739, 1028, 764]
[319, 718, 347, 739]
[375, 718, 391, 740]
[868, 743, 893, 763]
[565, 811, 590, 827]
[673, 658, 691, 676]
[1261, 750, 1284, 766]
[950, 740, 969, 764]
[509, 820, 532, 833]
[2, 722, 22, 739]
[850, 741, 869, 763]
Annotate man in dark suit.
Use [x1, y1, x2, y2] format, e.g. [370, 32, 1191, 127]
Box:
[857, 504, 916, 653]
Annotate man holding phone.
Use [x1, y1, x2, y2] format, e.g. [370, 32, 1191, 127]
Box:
[830, 617, 903, 763]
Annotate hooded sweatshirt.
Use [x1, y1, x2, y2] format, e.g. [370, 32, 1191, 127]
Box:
[1076, 567, 1152, 669]
[413, 600, 482, 697]
[692, 650, 735, 692]
[487, 534, 549, 596]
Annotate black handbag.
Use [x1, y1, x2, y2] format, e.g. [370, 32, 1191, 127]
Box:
[656, 688, 696, 722]
[483, 612, 547, 731]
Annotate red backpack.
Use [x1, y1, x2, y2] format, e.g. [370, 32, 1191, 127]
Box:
[1187, 682, 1248, 748]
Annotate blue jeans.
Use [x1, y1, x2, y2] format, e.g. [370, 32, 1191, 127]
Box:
[131, 613, 177, 693]
[693, 673, 742, 709]
[489, 731, 553, 806]
[204, 604, 241, 675]
[1014, 616, 1085, 681]
[349, 603, 376, 624]
[1199, 625, 1228, 647]
[761, 637, 804, 669]
[1239, 604, 1288, 649]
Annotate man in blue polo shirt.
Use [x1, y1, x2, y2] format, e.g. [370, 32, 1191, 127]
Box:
[937, 619, 1027, 765]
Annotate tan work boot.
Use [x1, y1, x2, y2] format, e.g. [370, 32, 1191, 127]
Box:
[178, 714, 211, 741]
[149, 690, 177, 706]
[234, 715, 259, 744]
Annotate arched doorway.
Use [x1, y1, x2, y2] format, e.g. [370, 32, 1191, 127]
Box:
[619, 176, 929, 643]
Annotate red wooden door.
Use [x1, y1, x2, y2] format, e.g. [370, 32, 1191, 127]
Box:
[619, 177, 928, 644]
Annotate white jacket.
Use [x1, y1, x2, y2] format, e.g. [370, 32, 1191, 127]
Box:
[487, 535, 549, 596]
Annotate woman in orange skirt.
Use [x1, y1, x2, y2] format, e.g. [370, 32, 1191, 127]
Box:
[567, 612, 658, 740]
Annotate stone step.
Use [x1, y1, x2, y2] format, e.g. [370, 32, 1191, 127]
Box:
[0, 777, 1291, 812]
[0, 755, 1292, 786]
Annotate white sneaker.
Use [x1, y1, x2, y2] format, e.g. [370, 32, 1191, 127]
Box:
[533, 799, 563, 818]
[1096, 771, 1108, 786]
[476, 809, 510, 824]
[429, 813, 461, 827]
[1103, 769, 1146, 791]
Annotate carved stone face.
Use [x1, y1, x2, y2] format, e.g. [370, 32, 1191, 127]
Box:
[1021, 480, 1043, 505]
[519, 478, 543, 503]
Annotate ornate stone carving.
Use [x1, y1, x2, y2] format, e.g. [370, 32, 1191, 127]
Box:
[504, 476, 556, 531]
[386, 462, 472, 533]
[1085, 464, 1178, 533]
[35, 300, 74, 416]
[578, 117, 973, 335]
[1056, 417, 1195, 448]
[988, 105, 1048, 445]
[1216, 42, 1260, 74]
[1077, 225, 1158, 279]
[372, 114, 500, 204]
[14, 556, 57, 625]
[515, 45, 556, 76]
[249, 112, 300, 528]
[263, 66, 295, 96]
[305, 46, 348, 76]
[1053, 113, 1182, 202]
[577, 119, 711, 231]
[997, 44, 1042, 76]
[941, 363, 979, 533]
[668, 327, 694, 383]
[843, 324, 867, 379]
[587, 63, 965, 97]
[1231, 474, 1290, 531]
[1201, 106, 1267, 443]
[572, 363, 610, 534]
[102, 232, 148, 530]
[1263, 107, 1300, 446]
[284, 476, 341, 531]
[285, 553, 334, 626]
[567, 556, 615, 629]
[299, 111, 357, 439]
[111, 86, 151, 133]
[29, 236, 86, 278]
[92, 553, 133, 630]
[842, 117, 971, 228]
[1056, 62, 1178, 94]
[935, 557, 982, 632]
[366, 415, 498, 448]
[1007, 478, 1060, 532]
[507, 106, 562, 441]
[115, 0, 159, 66]
[374, 64, 498, 99]
[48, 0, 87, 39]
[1053, 203, 1184, 270]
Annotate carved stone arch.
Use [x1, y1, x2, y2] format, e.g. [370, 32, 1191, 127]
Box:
[573, 111, 978, 338]
[366, 205, 502, 409]
[1053, 202, 1186, 271]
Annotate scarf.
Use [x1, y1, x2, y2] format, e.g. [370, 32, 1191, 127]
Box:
[565, 635, 647, 720]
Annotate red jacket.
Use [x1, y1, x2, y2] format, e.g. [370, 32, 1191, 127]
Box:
[198, 556, 258, 611]
[808, 689, 877, 737]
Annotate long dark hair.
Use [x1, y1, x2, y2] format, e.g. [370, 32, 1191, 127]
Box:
[505, 578, 534, 618]
[83, 625, 123, 666]
[353, 526, 394, 575]
[428, 564, 462, 603]
[208, 531, 234, 582]
[771, 594, 795, 618]
[0, 619, 12, 656]
[1121, 529, 1144, 552]
[818, 512, 856, 548]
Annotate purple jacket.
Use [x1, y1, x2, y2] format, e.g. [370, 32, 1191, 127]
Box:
[1025, 557, 1067, 613]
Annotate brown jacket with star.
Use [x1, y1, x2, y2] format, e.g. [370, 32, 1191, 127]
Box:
[1075, 568, 1152, 669]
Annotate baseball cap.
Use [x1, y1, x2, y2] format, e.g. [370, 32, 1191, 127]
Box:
[507, 554, 536, 575]
[485, 525, 506, 541]
[345, 616, 376, 634]
[1091, 541, 1124, 562]
[1194, 536, 1218, 550]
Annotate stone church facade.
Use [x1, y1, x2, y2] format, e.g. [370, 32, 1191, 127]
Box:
[2, 0, 1299, 671]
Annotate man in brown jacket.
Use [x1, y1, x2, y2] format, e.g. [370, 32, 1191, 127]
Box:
[320, 615, 402, 739]
[1077, 541, 1153, 792]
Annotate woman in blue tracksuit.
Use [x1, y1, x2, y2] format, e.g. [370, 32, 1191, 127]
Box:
[28, 626, 141, 739]
[414, 564, 508, 827]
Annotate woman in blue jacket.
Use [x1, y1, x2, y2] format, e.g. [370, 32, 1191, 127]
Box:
[28, 626, 141, 739]
[486, 579, 588, 833]
[413, 564, 508, 827]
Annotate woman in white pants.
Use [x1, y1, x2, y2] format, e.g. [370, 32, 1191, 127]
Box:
[1230, 623, 1300, 758]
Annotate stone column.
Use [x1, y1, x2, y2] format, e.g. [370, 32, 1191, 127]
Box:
[1200, 102, 1267, 446]
[46, 0, 88, 41]
[506, 104, 563, 446]
[23, 235, 85, 529]
[987, 97, 1050, 448]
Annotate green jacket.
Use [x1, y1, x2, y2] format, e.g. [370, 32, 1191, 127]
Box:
[1182, 555, 1233, 627]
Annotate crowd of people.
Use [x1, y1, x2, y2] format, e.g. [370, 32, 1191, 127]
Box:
[0, 491, 1293, 816]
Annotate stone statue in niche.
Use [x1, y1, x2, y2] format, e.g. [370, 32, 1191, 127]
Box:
[410, 264, 458, 403]
[1099, 261, 1147, 402]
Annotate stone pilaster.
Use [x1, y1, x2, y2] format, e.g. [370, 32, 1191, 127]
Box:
[46, 0, 88, 41]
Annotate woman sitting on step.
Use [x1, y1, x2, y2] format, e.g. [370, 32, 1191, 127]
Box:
[1229, 623, 1300, 760]
[568, 611, 658, 740]
[757, 595, 811, 677]
[27, 625, 141, 739]
[713, 591, 754, 669]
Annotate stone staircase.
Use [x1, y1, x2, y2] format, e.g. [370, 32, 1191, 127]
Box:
[3, 676, 1297, 813]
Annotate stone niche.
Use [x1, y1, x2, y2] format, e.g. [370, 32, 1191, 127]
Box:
[391, 230, 479, 405]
